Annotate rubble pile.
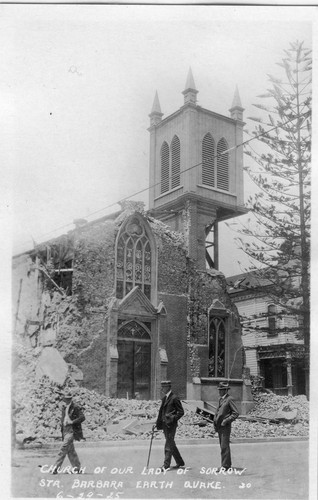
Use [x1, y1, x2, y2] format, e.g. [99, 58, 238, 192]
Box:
[249, 392, 309, 421]
[231, 392, 309, 439]
[14, 376, 161, 444]
[14, 375, 309, 446]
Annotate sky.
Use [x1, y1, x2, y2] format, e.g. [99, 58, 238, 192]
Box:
[1, 4, 316, 276]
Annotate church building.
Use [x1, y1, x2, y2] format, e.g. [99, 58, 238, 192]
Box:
[12, 70, 253, 412]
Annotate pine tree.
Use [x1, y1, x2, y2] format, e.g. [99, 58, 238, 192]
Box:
[230, 41, 311, 395]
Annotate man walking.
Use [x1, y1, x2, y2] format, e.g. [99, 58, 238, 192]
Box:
[52, 389, 85, 474]
[156, 380, 185, 471]
[213, 381, 239, 470]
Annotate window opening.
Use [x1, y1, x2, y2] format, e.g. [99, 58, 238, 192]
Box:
[208, 317, 226, 377]
[205, 222, 218, 269]
[116, 217, 152, 300]
[202, 133, 215, 187]
[161, 142, 170, 194]
[217, 138, 229, 191]
[268, 304, 277, 336]
[53, 261, 73, 296]
[171, 135, 181, 189]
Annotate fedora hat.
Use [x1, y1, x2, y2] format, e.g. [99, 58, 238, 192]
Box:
[217, 382, 230, 390]
[160, 380, 171, 387]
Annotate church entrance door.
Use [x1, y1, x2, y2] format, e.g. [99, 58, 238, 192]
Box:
[117, 320, 151, 400]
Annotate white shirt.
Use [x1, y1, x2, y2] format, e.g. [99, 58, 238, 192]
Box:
[64, 403, 72, 426]
[165, 390, 172, 400]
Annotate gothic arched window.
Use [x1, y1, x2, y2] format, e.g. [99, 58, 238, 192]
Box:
[171, 135, 180, 189]
[161, 141, 170, 194]
[160, 137, 181, 193]
[202, 133, 215, 187]
[209, 316, 226, 377]
[116, 216, 152, 300]
[217, 138, 229, 191]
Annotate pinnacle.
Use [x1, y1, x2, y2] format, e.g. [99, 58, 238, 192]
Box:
[150, 90, 162, 115]
[231, 85, 243, 109]
[184, 67, 196, 91]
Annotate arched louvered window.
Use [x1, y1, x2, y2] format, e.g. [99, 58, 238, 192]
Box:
[161, 142, 169, 194]
[202, 133, 215, 187]
[171, 135, 180, 189]
[116, 217, 152, 300]
[217, 138, 229, 191]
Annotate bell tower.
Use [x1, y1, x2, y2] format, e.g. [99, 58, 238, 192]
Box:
[148, 69, 246, 270]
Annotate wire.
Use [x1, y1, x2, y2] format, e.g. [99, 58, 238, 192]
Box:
[15, 110, 310, 252]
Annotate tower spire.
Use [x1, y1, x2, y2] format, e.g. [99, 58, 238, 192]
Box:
[149, 91, 163, 127]
[229, 85, 244, 121]
[182, 67, 198, 105]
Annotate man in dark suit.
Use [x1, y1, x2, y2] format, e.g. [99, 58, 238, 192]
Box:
[156, 380, 185, 471]
[52, 390, 85, 474]
[213, 381, 239, 470]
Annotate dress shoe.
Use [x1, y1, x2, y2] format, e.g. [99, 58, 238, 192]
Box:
[160, 466, 170, 472]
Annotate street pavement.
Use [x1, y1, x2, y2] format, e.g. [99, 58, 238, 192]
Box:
[11, 439, 309, 499]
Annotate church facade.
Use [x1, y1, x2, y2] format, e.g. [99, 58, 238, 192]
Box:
[12, 71, 253, 412]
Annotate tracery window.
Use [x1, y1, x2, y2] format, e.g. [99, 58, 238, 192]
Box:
[202, 133, 215, 187]
[116, 217, 152, 300]
[217, 138, 229, 191]
[118, 320, 151, 340]
[208, 317, 226, 377]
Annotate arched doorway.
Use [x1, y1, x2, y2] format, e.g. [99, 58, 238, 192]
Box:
[117, 320, 151, 399]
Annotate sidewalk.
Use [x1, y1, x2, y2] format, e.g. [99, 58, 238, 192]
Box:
[11, 439, 310, 499]
[20, 434, 309, 450]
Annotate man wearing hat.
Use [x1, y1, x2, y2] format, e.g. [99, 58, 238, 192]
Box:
[156, 381, 185, 471]
[52, 389, 85, 474]
[213, 382, 239, 470]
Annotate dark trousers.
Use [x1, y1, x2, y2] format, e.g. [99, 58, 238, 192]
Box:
[217, 424, 232, 468]
[163, 424, 184, 468]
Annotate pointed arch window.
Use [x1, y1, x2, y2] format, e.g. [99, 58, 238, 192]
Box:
[118, 320, 151, 340]
[161, 142, 170, 194]
[208, 317, 226, 377]
[171, 135, 181, 189]
[217, 138, 229, 191]
[202, 133, 215, 187]
[160, 136, 181, 194]
[116, 217, 152, 300]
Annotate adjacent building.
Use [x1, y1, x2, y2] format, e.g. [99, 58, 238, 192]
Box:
[227, 272, 306, 396]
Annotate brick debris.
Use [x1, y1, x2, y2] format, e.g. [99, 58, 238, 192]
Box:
[13, 375, 309, 447]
